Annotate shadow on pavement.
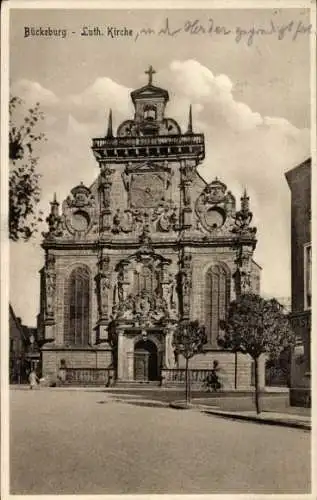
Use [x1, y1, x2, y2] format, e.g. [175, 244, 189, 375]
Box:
[96, 397, 169, 408]
[124, 400, 169, 408]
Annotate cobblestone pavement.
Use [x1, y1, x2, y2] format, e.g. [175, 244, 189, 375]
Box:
[9, 388, 311, 495]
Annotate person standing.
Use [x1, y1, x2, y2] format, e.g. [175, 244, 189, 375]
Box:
[28, 369, 39, 390]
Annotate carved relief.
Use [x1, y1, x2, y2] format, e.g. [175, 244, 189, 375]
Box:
[152, 204, 178, 232]
[66, 183, 95, 209]
[111, 204, 178, 235]
[116, 289, 169, 325]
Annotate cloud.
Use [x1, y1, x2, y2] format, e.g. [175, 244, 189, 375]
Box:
[66, 77, 134, 125]
[9, 60, 310, 324]
[165, 60, 263, 131]
[11, 79, 59, 107]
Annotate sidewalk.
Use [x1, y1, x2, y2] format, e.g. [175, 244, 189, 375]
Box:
[202, 408, 311, 430]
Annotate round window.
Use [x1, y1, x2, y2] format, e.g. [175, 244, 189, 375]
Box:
[205, 208, 225, 229]
[71, 211, 90, 232]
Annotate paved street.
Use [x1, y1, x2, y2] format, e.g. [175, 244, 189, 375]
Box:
[10, 388, 311, 495]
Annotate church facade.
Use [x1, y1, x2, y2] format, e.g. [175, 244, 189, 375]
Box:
[38, 67, 262, 388]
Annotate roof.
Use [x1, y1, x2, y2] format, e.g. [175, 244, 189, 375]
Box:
[9, 304, 29, 343]
[285, 157, 311, 186]
[130, 84, 169, 103]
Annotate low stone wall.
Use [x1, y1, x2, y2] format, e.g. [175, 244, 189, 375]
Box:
[172, 351, 266, 389]
[41, 347, 112, 380]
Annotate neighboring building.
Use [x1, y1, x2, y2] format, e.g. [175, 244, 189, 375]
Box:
[285, 158, 311, 407]
[37, 67, 263, 388]
[9, 305, 40, 383]
[275, 297, 292, 313]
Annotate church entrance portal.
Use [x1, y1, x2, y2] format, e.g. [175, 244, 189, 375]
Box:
[134, 339, 159, 381]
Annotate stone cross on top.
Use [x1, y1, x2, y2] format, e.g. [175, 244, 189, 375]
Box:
[145, 65, 156, 85]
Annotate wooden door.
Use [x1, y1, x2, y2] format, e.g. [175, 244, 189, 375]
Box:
[134, 351, 149, 381]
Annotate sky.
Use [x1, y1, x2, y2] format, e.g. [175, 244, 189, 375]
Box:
[8, 6, 312, 325]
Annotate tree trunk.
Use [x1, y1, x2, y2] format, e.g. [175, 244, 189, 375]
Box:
[254, 357, 261, 414]
[185, 357, 189, 404]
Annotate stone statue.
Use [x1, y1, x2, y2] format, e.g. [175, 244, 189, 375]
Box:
[45, 256, 56, 318]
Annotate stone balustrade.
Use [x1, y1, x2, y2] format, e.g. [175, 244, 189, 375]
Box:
[161, 368, 211, 386]
[65, 367, 114, 386]
[92, 134, 205, 161]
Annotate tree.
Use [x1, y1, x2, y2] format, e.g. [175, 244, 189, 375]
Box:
[172, 320, 207, 405]
[9, 96, 46, 241]
[218, 293, 296, 414]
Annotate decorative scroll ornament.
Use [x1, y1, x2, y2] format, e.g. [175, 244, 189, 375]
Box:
[95, 253, 111, 321]
[195, 178, 236, 234]
[45, 254, 56, 320]
[62, 182, 96, 237]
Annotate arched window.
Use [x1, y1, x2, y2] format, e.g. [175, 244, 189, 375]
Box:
[64, 266, 90, 345]
[144, 105, 157, 121]
[205, 264, 230, 347]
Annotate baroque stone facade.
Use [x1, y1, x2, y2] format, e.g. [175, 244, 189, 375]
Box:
[38, 67, 262, 387]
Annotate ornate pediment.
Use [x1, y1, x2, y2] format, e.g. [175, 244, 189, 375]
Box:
[130, 84, 169, 103]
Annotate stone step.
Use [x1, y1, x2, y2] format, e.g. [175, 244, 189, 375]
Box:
[115, 380, 161, 388]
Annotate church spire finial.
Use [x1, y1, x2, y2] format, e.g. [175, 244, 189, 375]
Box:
[50, 192, 59, 216]
[106, 109, 113, 138]
[186, 104, 193, 134]
[241, 187, 250, 212]
[145, 65, 156, 85]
